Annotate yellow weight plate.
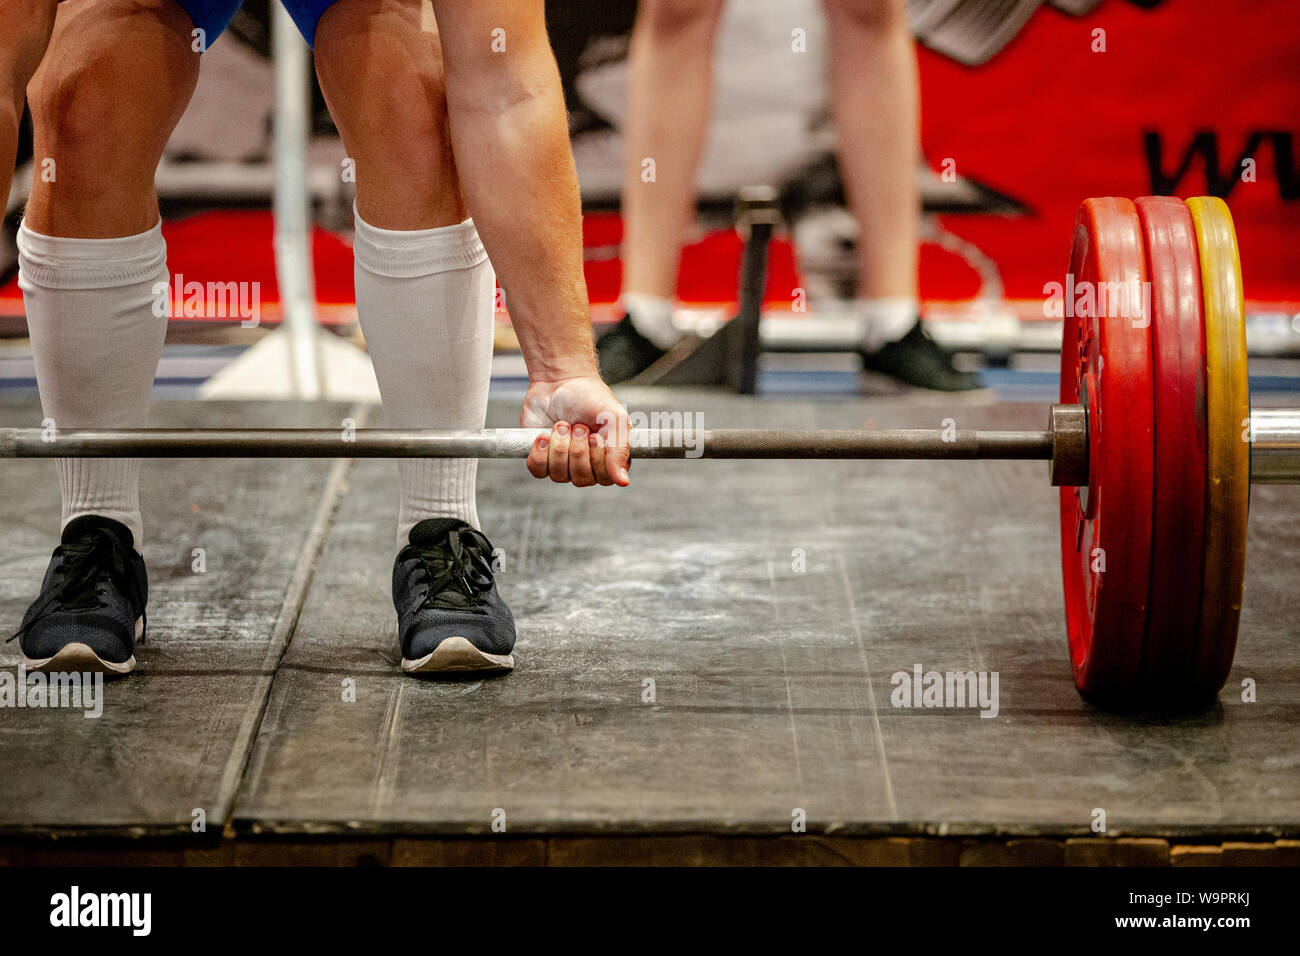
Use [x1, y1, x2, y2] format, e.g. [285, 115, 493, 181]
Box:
[1186, 196, 1249, 697]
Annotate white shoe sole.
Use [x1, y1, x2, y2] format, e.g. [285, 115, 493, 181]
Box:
[401, 635, 514, 675]
[20, 617, 141, 676]
[23, 642, 136, 676]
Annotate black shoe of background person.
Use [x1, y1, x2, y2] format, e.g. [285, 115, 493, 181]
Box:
[861, 320, 984, 392]
[596, 314, 666, 384]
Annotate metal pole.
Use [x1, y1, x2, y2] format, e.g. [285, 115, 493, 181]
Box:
[272, 4, 325, 399]
[729, 186, 781, 395]
[0, 427, 1055, 461]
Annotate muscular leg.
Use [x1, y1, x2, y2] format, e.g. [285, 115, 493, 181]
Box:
[26, 0, 200, 237]
[317, 0, 624, 676]
[0, 0, 57, 211]
[21, 0, 201, 546]
[315, 0, 465, 231]
[315, 0, 492, 545]
[618, 0, 727, 344]
[823, 0, 918, 343]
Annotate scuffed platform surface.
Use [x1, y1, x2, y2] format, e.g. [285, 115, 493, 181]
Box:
[0, 399, 355, 836]
[233, 393, 1300, 839]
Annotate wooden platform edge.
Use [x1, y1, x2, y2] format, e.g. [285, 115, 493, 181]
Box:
[2, 836, 1298, 867]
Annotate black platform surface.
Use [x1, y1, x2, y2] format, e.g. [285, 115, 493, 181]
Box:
[0, 399, 360, 836]
[3, 393, 1299, 842]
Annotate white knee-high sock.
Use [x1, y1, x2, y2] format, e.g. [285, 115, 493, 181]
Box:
[622, 292, 681, 349]
[18, 220, 169, 551]
[856, 297, 919, 353]
[351, 209, 494, 549]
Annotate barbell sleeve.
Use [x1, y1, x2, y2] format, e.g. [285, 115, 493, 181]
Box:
[1250, 409, 1300, 484]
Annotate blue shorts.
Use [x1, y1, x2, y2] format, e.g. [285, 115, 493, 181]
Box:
[177, 1, 339, 49]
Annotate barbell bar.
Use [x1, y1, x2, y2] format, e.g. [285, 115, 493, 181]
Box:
[0, 421, 1063, 462]
[1, 407, 1297, 477]
[0, 424, 1051, 461]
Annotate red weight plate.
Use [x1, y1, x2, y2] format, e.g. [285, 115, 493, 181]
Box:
[1059, 198, 1153, 698]
[1134, 197, 1207, 691]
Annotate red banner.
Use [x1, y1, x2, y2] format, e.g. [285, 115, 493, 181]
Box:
[918, 0, 1299, 308]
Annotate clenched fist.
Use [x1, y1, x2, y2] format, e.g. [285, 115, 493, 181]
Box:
[520, 376, 631, 487]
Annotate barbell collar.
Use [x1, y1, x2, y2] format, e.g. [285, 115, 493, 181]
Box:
[1048, 403, 1089, 487]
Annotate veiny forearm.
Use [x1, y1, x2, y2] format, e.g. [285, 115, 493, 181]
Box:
[440, 20, 596, 383]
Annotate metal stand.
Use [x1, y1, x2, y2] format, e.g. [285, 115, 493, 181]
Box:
[201, 6, 377, 402]
[633, 187, 780, 392]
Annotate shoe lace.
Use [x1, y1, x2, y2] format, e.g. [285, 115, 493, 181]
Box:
[400, 526, 495, 613]
[7, 530, 147, 644]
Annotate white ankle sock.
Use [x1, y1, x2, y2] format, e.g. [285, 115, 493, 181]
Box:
[856, 297, 919, 353]
[622, 292, 681, 349]
[18, 219, 169, 551]
[352, 209, 494, 550]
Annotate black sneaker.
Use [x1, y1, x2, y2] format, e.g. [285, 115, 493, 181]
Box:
[393, 518, 516, 675]
[861, 320, 983, 392]
[597, 313, 666, 384]
[9, 515, 147, 676]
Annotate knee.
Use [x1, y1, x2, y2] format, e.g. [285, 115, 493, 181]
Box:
[28, 55, 171, 193]
[822, 0, 909, 36]
[325, 61, 455, 193]
[638, 0, 728, 39]
[0, 2, 56, 116]
[28, 61, 120, 186]
[367, 92, 455, 194]
[314, 8, 461, 218]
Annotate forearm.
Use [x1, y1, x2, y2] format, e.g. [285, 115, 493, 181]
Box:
[436, 2, 596, 383]
[450, 84, 595, 382]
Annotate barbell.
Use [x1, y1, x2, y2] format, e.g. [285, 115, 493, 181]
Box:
[2, 196, 1297, 705]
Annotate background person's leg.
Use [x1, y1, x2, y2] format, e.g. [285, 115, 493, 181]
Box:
[21, 0, 202, 546]
[315, 0, 492, 547]
[597, 0, 727, 383]
[823, 0, 918, 346]
[823, 0, 978, 391]
[619, 0, 727, 336]
[0, 0, 57, 212]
